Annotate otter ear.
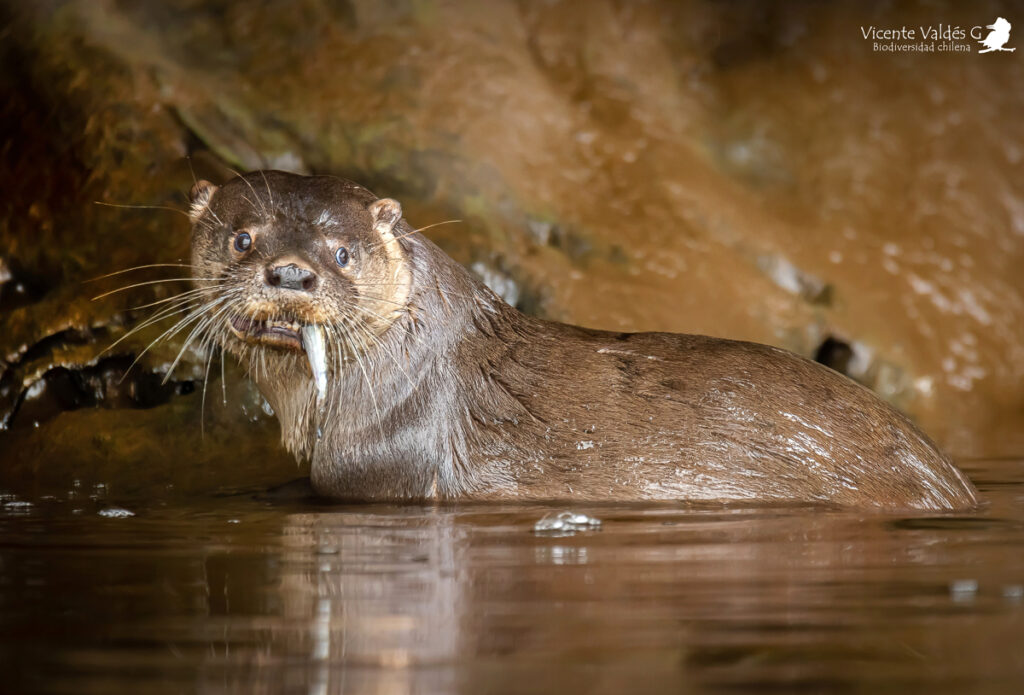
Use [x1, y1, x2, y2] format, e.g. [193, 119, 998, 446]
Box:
[368, 198, 402, 236]
[188, 180, 218, 223]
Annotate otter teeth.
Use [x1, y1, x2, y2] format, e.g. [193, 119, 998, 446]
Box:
[301, 324, 328, 404]
[266, 319, 301, 333]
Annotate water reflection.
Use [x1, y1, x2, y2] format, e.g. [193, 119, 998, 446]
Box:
[1, 461, 1022, 693]
[278, 510, 465, 694]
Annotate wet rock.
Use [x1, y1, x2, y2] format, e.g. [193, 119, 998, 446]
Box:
[0, 257, 41, 313]
[0, 367, 295, 502]
[10, 355, 196, 430]
[756, 254, 833, 306]
[814, 336, 855, 376]
[1, 0, 1022, 479]
[0, 295, 210, 430]
[470, 261, 520, 307]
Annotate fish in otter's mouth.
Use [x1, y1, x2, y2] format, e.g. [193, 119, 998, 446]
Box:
[228, 317, 328, 403]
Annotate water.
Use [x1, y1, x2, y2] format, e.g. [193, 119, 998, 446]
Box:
[1, 460, 1022, 694]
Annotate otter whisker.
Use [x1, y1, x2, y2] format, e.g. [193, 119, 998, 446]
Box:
[329, 321, 353, 425]
[185, 155, 198, 188]
[391, 218, 462, 242]
[122, 293, 237, 381]
[336, 317, 384, 435]
[352, 282, 480, 303]
[84, 263, 201, 283]
[201, 329, 233, 416]
[169, 297, 237, 353]
[124, 292, 204, 326]
[91, 277, 224, 301]
[239, 193, 263, 220]
[123, 281, 232, 323]
[195, 213, 223, 231]
[340, 315, 417, 392]
[94, 201, 190, 219]
[325, 322, 344, 424]
[346, 301, 435, 359]
[236, 342, 254, 382]
[344, 311, 415, 374]
[197, 314, 228, 374]
[100, 293, 219, 358]
[126, 284, 228, 312]
[353, 293, 411, 311]
[347, 303, 400, 326]
[200, 338, 216, 438]
[347, 304, 427, 350]
[366, 219, 462, 251]
[163, 298, 241, 383]
[226, 166, 271, 220]
[259, 170, 275, 211]
[220, 346, 227, 407]
[124, 282, 228, 309]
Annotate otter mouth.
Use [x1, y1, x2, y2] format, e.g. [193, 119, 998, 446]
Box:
[228, 316, 329, 403]
[229, 316, 305, 351]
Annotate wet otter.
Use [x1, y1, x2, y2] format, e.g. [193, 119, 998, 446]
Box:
[187, 170, 978, 510]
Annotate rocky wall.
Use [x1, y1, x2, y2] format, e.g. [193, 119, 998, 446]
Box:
[1, 0, 1021, 496]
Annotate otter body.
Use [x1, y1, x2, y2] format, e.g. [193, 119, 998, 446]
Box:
[188, 171, 977, 511]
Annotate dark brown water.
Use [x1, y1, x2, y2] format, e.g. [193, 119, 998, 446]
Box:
[2, 459, 1022, 694]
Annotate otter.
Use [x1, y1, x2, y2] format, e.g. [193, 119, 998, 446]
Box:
[185, 170, 978, 511]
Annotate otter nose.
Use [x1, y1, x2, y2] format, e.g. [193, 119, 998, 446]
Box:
[266, 263, 318, 292]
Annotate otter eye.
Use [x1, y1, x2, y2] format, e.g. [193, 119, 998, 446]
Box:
[335, 247, 349, 267]
[233, 232, 252, 252]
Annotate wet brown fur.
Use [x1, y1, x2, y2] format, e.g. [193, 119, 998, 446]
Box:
[189, 171, 978, 511]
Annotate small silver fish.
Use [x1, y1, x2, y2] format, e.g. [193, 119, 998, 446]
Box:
[302, 324, 328, 404]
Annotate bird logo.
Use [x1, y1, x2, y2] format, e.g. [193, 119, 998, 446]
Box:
[978, 17, 1016, 53]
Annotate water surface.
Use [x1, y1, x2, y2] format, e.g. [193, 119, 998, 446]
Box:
[1, 459, 1022, 694]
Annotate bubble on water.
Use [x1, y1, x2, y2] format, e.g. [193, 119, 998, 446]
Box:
[534, 510, 602, 535]
[2, 500, 33, 515]
[98, 507, 135, 519]
[1002, 585, 1023, 602]
[950, 578, 978, 602]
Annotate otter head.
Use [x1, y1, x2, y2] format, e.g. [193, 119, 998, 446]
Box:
[187, 170, 413, 401]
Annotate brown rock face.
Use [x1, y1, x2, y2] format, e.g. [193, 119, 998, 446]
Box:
[0, 1, 1021, 498]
